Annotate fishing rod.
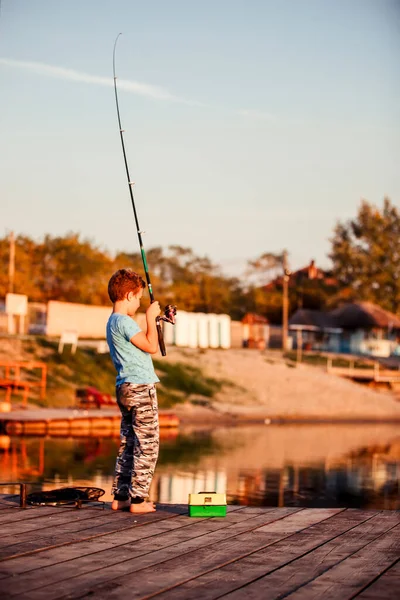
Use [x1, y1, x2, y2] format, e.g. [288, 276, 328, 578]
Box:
[113, 33, 176, 356]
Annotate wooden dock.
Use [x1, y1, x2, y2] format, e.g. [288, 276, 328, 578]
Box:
[0, 495, 398, 599]
[0, 408, 179, 437]
[326, 357, 400, 385]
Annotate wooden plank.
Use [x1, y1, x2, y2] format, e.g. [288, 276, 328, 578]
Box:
[0, 507, 31, 516]
[355, 559, 400, 599]
[0, 508, 278, 582]
[0, 502, 183, 543]
[178, 511, 399, 600]
[254, 508, 343, 533]
[0, 505, 189, 560]
[0, 498, 23, 510]
[0, 505, 80, 525]
[328, 366, 400, 382]
[0, 502, 199, 542]
[19, 509, 330, 599]
[0, 510, 252, 596]
[0, 506, 242, 561]
[0, 506, 248, 574]
[282, 524, 400, 599]
[152, 509, 382, 599]
[2, 506, 397, 600]
[2, 508, 301, 599]
[0, 512, 157, 560]
[52, 509, 341, 600]
[0, 505, 118, 537]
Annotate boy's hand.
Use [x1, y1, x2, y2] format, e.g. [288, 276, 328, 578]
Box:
[146, 301, 161, 320]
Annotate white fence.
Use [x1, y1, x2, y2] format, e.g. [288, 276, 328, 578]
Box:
[163, 311, 231, 349]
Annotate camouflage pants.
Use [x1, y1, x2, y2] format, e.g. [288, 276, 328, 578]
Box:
[112, 383, 159, 500]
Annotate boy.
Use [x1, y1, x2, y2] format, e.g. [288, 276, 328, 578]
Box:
[106, 268, 161, 514]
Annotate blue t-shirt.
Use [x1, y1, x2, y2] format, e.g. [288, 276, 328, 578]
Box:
[106, 313, 159, 386]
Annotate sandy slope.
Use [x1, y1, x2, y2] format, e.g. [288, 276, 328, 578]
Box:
[161, 348, 400, 420]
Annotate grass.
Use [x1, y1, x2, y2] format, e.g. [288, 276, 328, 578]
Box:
[12, 337, 224, 409]
[32, 337, 116, 407]
[153, 360, 223, 408]
[153, 360, 222, 397]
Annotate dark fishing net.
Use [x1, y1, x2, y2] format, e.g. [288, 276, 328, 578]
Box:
[27, 487, 105, 506]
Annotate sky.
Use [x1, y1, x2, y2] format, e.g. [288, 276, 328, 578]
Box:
[1, 0, 399, 275]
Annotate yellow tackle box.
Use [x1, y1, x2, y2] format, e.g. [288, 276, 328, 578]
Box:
[188, 492, 227, 517]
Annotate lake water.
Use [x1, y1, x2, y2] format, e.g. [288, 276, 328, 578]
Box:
[1, 424, 399, 509]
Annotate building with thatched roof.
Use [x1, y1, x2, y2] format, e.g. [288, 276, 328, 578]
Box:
[331, 302, 400, 356]
[289, 309, 336, 330]
[289, 309, 342, 352]
[289, 301, 400, 357]
[330, 301, 400, 331]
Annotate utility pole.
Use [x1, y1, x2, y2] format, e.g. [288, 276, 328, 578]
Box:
[8, 231, 15, 294]
[282, 250, 290, 352]
[296, 328, 303, 363]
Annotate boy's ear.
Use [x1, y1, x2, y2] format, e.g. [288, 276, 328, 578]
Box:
[127, 291, 133, 301]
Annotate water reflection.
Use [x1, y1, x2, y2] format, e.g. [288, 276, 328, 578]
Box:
[0, 425, 399, 509]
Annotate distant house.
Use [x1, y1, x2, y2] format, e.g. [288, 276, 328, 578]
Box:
[288, 309, 342, 353]
[290, 301, 400, 357]
[330, 302, 400, 356]
[264, 260, 337, 291]
[290, 260, 328, 283]
[330, 301, 400, 332]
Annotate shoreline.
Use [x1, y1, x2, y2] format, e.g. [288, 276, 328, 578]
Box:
[174, 405, 400, 426]
[1, 338, 400, 423]
[163, 347, 400, 422]
[2, 405, 400, 439]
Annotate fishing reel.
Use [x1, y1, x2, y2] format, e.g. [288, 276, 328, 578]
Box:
[152, 303, 176, 324]
[155, 304, 176, 357]
[160, 304, 177, 325]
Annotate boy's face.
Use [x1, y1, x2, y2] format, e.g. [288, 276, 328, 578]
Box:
[126, 288, 143, 316]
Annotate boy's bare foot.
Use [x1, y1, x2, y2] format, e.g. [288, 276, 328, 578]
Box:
[111, 498, 131, 511]
[129, 501, 156, 514]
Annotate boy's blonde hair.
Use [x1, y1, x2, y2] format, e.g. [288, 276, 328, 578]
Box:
[108, 269, 145, 303]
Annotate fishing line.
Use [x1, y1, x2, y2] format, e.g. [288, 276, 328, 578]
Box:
[113, 33, 176, 356]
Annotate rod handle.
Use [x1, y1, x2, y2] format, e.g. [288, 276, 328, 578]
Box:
[156, 317, 166, 356]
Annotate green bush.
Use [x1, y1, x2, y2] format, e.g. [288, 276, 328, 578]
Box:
[153, 360, 222, 398]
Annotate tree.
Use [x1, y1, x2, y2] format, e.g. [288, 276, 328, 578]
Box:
[243, 251, 287, 322]
[0, 233, 114, 305]
[0, 234, 250, 317]
[0, 234, 38, 299]
[246, 252, 285, 287]
[329, 198, 400, 313]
